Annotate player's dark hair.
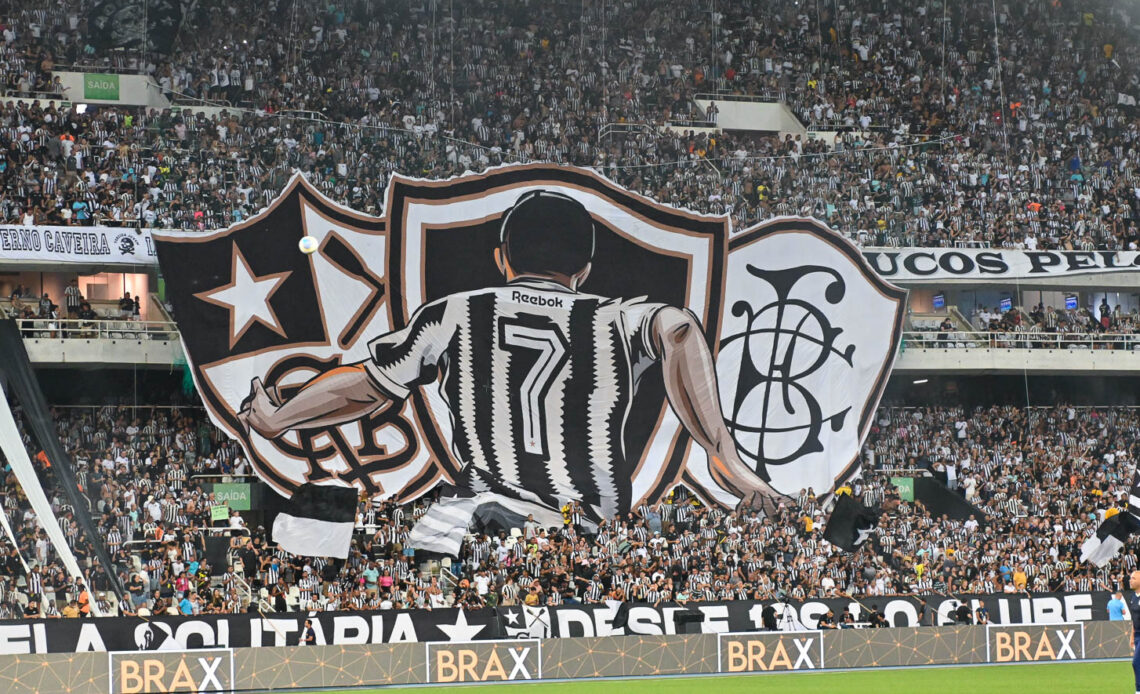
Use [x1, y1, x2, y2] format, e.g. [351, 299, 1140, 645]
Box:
[500, 190, 595, 277]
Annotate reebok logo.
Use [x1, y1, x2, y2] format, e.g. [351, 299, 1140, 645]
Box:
[511, 291, 564, 308]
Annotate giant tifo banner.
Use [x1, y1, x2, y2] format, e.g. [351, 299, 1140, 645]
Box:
[0, 591, 1119, 654]
[153, 164, 906, 555]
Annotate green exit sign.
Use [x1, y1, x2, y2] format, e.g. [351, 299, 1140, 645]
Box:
[84, 74, 120, 100]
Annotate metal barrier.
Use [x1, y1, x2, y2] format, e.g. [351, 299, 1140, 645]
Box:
[52, 63, 146, 75]
[232, 573, 267, 612]
[597, 122, 659, 143]
[693, 91, 781, 103]
[902, 330, 1140, 351]
[123, 527, 249, 549]
[1, 89, 66, 100]
[51, 404, 204, 413]
[190, 474, 259, 483]
[665, 118, 719, 129]
[15, 318, 179, 341]
[873, 468, 932, 477]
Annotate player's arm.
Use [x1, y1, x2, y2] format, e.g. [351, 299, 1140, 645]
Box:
[651, 306, 788, 512]
[239, 365, 389, 439]
[240, 298, 451, 439]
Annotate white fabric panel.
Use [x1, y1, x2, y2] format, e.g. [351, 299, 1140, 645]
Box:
[272, 514, 354, 560]
[0, 385, 101, 615]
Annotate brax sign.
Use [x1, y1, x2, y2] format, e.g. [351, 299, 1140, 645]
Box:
[718, 632, 824, 672]
[108, 649, 234, 693]
[986, 624, 1084, 663]
[426, 640, 541, 682]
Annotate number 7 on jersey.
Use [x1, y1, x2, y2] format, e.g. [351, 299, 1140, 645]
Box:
[498, 317, 569, 459]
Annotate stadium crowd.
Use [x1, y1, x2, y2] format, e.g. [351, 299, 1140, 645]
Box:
[1, 0, 1139, 626]
[904, 300, 1140, 349]
[0, 0, 1139, 248]
[0, 400, 1134, 620]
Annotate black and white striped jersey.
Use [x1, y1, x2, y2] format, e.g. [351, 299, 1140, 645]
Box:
[366, 277, 667, 518]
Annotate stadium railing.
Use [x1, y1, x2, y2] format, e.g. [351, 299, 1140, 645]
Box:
[1, 88, 67, 101]
[190, 474, 260, 483]
[51, 64, 147, 75]
[598, 122, 659, 141]
[122, 527, 250, 551]
[901, 330, 1140, 351]
[664, 118, 720, 129]
[15, 318, 179, 341]
[873, 467, 931, 477]
[693, 91, 782, 103]
[53, 404, 202, 410]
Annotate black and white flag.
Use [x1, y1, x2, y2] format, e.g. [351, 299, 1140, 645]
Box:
[501, 605, 552, 638]
[1080, 469, 1140, 567]
[270, 483, 358, 559]
[823, 493, 880, 552]
[1081, 510, 1140, 568]
[1080, 474, 1140, 568]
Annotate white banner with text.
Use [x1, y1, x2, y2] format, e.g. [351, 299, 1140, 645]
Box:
[0, 225, 158, 266]
[860, 248, 1140, 282]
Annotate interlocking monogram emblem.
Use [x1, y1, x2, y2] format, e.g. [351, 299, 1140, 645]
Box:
[722, 264, 856, 479]
[707, 217, 905, 502]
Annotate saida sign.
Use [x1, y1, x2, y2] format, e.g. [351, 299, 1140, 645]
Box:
[83, 74, 120, 100]
[211, 483, 251, 511]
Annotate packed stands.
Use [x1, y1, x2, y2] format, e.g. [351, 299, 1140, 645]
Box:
[1, 0, 1139, 629]
[0, 400, 1131, 618]
[0, 0, 1139, 248]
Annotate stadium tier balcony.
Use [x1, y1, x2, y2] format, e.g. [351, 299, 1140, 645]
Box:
[894, 329, 1140, 375]
[10, 308, 1140, 373]
[3, 291, 184, 367]
[14, 317, 182, 366]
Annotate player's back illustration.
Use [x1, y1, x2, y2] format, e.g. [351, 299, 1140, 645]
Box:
[367, 278, 665, 519]
[240, 188, 784, 553]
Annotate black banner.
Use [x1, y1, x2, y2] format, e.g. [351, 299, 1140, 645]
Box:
[0, 320, 123, 599]
[87, 0, 191, 53]
[0, 591, 1116, 654]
